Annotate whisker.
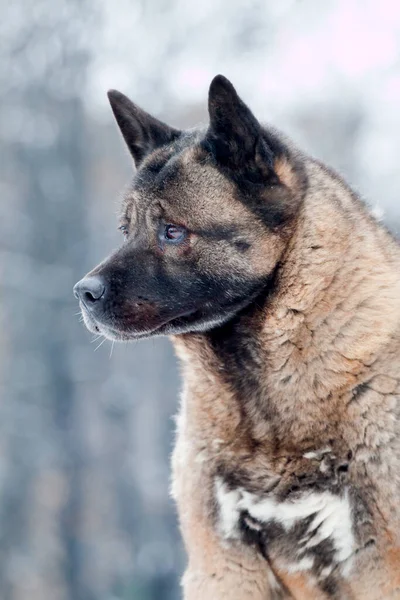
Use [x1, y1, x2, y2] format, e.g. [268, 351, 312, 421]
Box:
[94, 338, 106, 352]
[91, 334, 102, 344]
[109, 340, 115, 359]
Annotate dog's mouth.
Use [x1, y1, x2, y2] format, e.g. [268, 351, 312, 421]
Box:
[79, 302, 201, 341]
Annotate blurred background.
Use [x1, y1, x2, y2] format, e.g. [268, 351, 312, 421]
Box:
[1, 1, 400, 598]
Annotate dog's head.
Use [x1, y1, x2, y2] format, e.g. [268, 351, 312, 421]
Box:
[74, 75, 306, 340]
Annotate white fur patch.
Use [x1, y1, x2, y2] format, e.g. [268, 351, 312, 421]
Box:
[215, 479, 241, 539]
[286, 556, 314, 573]
[303, 446, 332, 460]
[302, 491, 354, 564]
[267, 567, 283, 592]
[320, 565, 333, 578]
[215, 478, 355, 574]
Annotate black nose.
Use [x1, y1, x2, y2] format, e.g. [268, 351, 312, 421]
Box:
[73, 276, 106, 306]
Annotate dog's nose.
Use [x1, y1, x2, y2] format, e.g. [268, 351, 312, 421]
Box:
[73, 276, 106, 305]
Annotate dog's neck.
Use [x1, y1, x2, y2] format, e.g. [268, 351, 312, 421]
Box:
[173, 167, 400, 445]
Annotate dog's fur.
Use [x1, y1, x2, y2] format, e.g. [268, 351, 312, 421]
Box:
[75, 76, 400, 599]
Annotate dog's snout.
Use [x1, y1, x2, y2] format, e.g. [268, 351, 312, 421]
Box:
[74, 276, 106, 306]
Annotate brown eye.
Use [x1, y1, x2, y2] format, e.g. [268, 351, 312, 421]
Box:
[163, 224, 187, 243]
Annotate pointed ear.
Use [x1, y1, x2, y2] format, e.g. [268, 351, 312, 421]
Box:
[107, 90, 181, 167]
[205, 75, 274, 178]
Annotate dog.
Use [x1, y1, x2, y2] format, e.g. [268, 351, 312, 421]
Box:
[74, 75, 400, 599]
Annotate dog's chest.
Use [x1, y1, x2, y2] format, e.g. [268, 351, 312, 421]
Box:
[215, 477, 355, 580]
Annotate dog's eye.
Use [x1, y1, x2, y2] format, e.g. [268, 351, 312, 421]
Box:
[164, 224, 187, 243]
[119, 225, 128, 237]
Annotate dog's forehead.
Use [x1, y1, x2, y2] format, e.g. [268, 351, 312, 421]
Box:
[141, 127, 204, 176]
[121, 136, 246, 225]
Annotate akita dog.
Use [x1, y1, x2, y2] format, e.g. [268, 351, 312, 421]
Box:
[74, 75, 400, 599]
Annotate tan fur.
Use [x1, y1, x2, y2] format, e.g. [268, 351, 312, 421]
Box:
[172, 158, 400, 599]
[274, 156, 298, 191]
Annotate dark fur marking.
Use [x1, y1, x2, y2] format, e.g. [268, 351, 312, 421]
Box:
[191, 225, 252, 253]
[206, 266, 281, 420]
[347, 382, 371, 407]
[337, 464, 349, 473]
[352, 382, 370, 399]
[193, 225, 239, 241]
[320, 576, 339, 598]
[239, 518, 293, 600]
[234, 240, 251, 252]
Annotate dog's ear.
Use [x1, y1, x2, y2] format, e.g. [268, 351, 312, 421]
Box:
[205, 75, 275, 180]
[107, 90, 181, 167]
